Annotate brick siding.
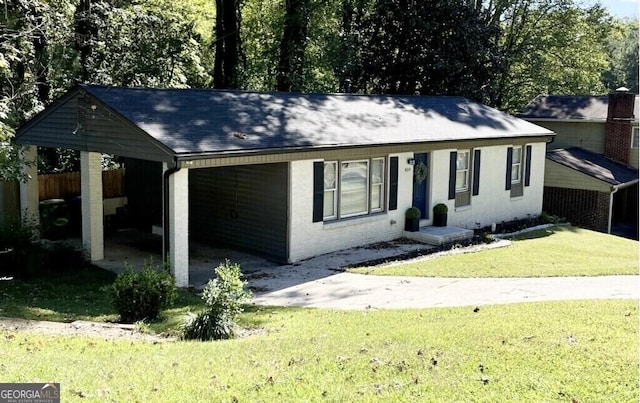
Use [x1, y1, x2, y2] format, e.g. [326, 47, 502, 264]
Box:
[605, 91, 635, 165]
[543, 186, 609, 232]
[604, 120, 632, 165]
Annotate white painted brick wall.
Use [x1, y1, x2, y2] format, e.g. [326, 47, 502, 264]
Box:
[288, 143, 547, 261]
[80, 151, 104, 261]
[431, 143, 546, 231]
[169, 168, 189, 287]
[288, 154, 414, 262]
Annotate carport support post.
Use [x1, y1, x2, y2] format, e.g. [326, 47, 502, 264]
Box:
[18, 145, 39, 226]
[80, 151, 104, 261]
[166, 166, 189, 287]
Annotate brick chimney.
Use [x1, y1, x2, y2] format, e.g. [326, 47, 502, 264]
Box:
[604, 87, 635, 165]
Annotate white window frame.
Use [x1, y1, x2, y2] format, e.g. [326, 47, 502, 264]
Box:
[340, 160, 370, 218]
[632, 127, 639, 149]
[370, 158, 385, 213]
[323, 158, 386, 221]
[456, 150, 470, 192]
[511, 146, 522, 184]
[323, 161, 338, 220]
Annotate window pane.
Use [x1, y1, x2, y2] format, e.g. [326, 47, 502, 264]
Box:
[633, 128, 639, 148]
[371, 184, 382, 210]
[324, 162, 336, 189]
[456, 152, 469, 169]
[456, 151, 469, 191]
[513, 147, 522, 163]
[512, 165, 520, 182]
[323, 190, 335, 219]
[456, 170, 468, 190]
[340, 161, 368, 216]
[371, 159, 384, 184]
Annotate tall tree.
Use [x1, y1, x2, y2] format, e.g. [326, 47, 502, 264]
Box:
[213, 0, 243, 89]
[276, 0, 311, 91]
[602, 19, 639, 94]
[489, 0, 612, 111]
[355, 0, 501, 101]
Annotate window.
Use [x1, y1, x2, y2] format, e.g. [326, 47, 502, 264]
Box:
[511, 146, 522, 184]
[632, 127, 639, 148]
[456, 151, 470, 191]
[323, 162, 337, 220]
[370, 158, 385, 212]
[322, 158, 385, 221]
[340, 161, 369, 217]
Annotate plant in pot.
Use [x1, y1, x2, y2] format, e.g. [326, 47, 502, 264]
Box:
[404, 207, 421, 232]
[433, 203, 448, 227]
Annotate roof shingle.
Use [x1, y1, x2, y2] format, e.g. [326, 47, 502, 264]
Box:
[82, 85, 552, 155]
[546, 147, 639, 185]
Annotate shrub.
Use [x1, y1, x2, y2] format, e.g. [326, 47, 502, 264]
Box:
[182, 260, 252, 341]
[405, 207, 421, 219]
[111, 260, 177, 323]
[41, 241, 87, 272]
[0, 214, 41, 278]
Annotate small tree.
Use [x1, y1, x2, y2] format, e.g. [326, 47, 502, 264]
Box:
[183, 260, 252, 341]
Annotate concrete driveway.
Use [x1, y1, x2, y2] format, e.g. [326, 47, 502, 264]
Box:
[96, 232, 639, 310]
[251, 273, 639, 309]
[243, 240, 639, 310]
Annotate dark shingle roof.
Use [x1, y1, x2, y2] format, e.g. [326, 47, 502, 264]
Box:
[546, 147, 639, 185]
[81, 85, 552, 155]
[517, 95, 640, 121]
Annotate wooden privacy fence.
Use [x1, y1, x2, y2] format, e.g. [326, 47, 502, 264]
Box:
[38, 168, 125, 200]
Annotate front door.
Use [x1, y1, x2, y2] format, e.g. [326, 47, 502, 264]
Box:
[412, 153, 429, 219]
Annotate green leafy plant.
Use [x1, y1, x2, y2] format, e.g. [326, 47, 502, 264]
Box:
[0, 214, 41, 278]
[433, 203, 448, 215]
[182, 260, 252, 341]
[405, 207, 421, 219]
[111, 259, 177, 323]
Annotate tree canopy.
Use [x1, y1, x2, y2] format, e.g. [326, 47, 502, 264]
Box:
[1, 0, 635, 177]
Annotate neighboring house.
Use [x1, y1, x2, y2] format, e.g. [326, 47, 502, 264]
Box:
[517, 89, 639, 237]
[16, 84, 553, 286]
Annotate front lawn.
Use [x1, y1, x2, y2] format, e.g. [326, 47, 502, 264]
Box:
[1, 300, 637, 401]
[350, 225, 639, 277]
[0, 266, 204, 336]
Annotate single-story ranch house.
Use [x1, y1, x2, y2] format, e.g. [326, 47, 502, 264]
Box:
[16, 85, 554, 286]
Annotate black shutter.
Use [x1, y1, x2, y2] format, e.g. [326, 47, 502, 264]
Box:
[389, 157, 398, 211]
[448, 151, 456, 200]
[524, 145, 532, 187]
[505, 147, 513, 191]
[472, 149, 481, 196]
[312, 161, 324, 222]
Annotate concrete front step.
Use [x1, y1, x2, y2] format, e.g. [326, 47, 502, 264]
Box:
[404, 226, 474, 246]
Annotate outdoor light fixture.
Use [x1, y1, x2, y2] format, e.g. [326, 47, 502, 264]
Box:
[407, 158, 416, 165]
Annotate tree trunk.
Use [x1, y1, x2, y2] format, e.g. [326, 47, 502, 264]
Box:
[276, 0, 309, 92]
[214, 0, 242, 89]
[74, 0, 98, 82]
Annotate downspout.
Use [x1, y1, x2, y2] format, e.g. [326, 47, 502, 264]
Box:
[163, 159, 181, 263]
[607, 185, 619, 234]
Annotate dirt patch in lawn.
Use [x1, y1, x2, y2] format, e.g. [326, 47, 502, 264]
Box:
[0, 317, 177, 342]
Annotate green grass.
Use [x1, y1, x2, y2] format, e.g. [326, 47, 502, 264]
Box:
[0, 265, 204, 336]
[350, 225, 639, 277]
[0, 300, 637, 401]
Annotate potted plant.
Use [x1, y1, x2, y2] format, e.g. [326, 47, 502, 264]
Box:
[433, 203, 448, 227]
[404, 207, 421, 232]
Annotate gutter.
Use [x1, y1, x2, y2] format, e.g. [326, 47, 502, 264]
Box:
[163, 159, 181, 263]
